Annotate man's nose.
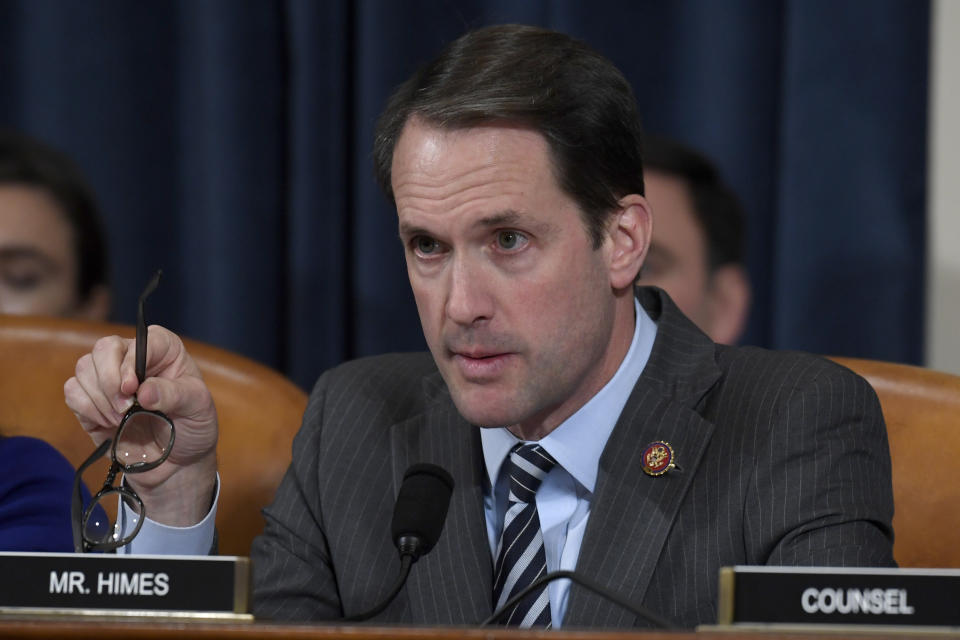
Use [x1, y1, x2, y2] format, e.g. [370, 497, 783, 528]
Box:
[445, 255, 493, 326]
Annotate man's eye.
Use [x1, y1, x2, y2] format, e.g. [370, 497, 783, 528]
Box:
[496, 230, 528, 251]
[414, 236, 441, 255]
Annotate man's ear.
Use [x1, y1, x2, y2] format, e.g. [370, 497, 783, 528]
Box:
[73, 284, 111, 322]
[704, 264, 751, 345]
[607, 193, 652, 290]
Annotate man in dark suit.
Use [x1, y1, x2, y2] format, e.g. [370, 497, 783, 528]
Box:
[65, 24, 894, 629]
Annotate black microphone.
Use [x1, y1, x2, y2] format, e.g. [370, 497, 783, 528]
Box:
[391, 463, 454, 561]
[345, 463, 454, 622]
[480, 569, 678, 629]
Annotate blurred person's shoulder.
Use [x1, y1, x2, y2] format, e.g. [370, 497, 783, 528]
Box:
[0, 435, 75, 484]
[0, 435, 79, 552]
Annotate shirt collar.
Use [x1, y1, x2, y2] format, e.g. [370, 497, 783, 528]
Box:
[480, 297, 657, 493]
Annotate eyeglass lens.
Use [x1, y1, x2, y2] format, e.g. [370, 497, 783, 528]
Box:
[115, 410, 176, 469]
[84, 488, 142, 544]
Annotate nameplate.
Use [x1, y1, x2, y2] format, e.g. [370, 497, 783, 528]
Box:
[0, 552, 250, 620]
[716, 566, 960, 628]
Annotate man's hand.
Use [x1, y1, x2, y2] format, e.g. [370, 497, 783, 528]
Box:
[64, 325, 218, 527]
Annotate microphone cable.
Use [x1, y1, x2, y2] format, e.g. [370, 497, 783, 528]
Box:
[479, 569, 678, 629]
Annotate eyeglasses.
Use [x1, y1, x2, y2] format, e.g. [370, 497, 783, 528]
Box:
[71, 270, 176, 553]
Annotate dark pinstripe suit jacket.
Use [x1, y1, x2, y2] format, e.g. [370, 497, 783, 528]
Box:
[251, 287, 895, 628]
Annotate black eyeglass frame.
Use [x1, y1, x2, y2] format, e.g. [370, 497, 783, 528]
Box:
[71, 270, 176, 553]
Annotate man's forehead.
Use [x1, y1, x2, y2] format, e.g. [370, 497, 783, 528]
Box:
[393, 118, 550, 166]
[392, 121, 555, 196]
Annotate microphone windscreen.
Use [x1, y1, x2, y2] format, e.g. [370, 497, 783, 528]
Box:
[391, 463, 454, 555]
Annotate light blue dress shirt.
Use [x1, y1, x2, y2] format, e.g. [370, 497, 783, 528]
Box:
[118, 475, 218, 555]
[480, 298, 657, 627]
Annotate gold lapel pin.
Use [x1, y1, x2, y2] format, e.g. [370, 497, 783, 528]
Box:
[641, 441, 675, 476]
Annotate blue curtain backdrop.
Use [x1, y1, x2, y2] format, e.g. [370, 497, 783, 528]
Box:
[0, 0, 929, 391]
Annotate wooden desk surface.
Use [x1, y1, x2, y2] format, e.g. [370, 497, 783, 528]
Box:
[0, 619, 953, 640]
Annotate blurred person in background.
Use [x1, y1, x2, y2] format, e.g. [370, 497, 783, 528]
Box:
[0, 129, 110, 551]
[0, 129, 110, 320]
[637, 135, 751, 344]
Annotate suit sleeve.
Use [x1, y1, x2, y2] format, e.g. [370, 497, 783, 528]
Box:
[745, 362, 896, 567]
[251, 371, 343, 620]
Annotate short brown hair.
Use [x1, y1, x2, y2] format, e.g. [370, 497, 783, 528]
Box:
[373, 24, 645, 248]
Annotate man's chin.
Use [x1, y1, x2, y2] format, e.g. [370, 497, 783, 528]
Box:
[448, 391, 524, 428]
[454, 406, 519, 429]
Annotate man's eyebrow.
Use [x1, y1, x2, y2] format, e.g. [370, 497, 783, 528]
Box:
[476, 210, 558, 236]
[397, 221, 431, 238]
[398, 209, 556, 240]
[397, 210, 523, 238]
[474, 210, 522, 228]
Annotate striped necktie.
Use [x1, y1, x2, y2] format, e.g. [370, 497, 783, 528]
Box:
[492, 443, 558, 628]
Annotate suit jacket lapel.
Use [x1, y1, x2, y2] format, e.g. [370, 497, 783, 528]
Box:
[389, 373, 492, 625]
[565, 287, 721, 629]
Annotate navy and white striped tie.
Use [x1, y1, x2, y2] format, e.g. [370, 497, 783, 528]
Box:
[492, 443, 558, 628]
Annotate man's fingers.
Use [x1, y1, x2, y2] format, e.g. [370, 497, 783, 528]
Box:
[91, 335, 136, 415]
[146, 326, 201, 379]
[119, 341, 140, 396]
[64, 375, 119, 439]
[69, 327, 206, 423]
[73, 351, 126, 425]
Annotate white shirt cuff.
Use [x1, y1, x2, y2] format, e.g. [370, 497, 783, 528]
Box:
[116, 473, 219, 556]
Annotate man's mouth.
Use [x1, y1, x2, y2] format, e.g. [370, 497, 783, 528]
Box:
[449, 350, 514, 380]
[453, 349, 504, 360]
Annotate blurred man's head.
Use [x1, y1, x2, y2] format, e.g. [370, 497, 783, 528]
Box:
[637, 136, 750, 344]
[0, 130, 110, 319]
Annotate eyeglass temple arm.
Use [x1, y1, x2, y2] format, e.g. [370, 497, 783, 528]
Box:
[135, 270, 163, 384]
[71, 438, 113, 553]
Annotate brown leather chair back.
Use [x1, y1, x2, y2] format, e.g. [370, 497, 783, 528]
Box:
[0, 314, 307, 556]
[830, 356, 960, 568]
